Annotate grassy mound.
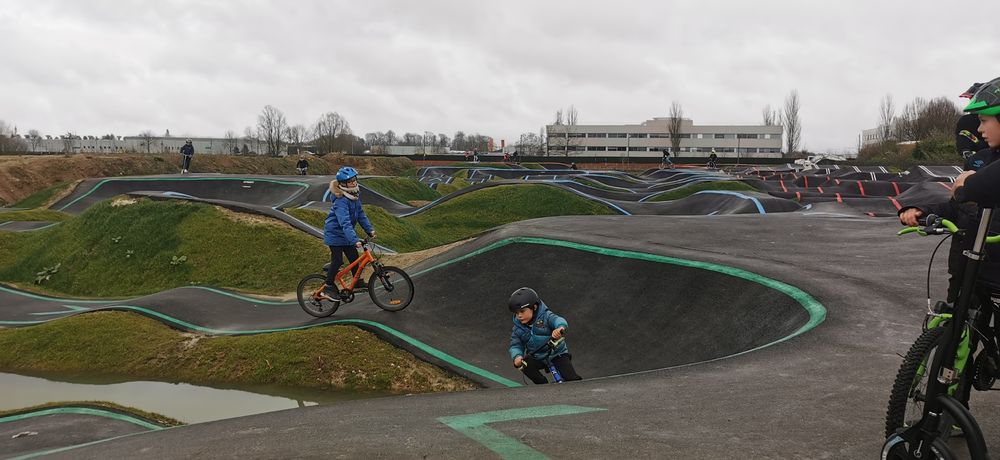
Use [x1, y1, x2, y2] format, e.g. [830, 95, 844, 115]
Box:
[0, 198, 328, 297]
[436, 177, 473, 195]
[647, 181, 761, 201]
[0, 311, 476, 394]
[361, 177, 440, 203]
[10, 182, 74, 209]
[0, 208, 72, 222]
[287, 184, 615, 253]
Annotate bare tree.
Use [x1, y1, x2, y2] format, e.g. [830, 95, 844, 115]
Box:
[422, 131, 437, 155]
[920, 97, 962, 138]
[0, 121, 27, 153]
[223, 130, 238, 155]
[452, 131, 466, 151]
[878, 94, 896, 143]
[401, 132, 422, 146]
[61, 132, 77, 153]
[668, 101, 684, 154]
[437, 133, 450, 150]
[27, 129, 43, 151]
[762, 105, 779, 126]
[517, 132, 543, 155]
[553, 110, 563, 125]
[782, 90, 802, 155]
[256, 105, 288, 156]
[313, 112, 351, 154]
[137, 130, 155, 154]
[286, 124, 308, 154]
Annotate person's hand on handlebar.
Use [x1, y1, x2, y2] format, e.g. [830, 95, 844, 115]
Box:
[899, 208, 924, 226]
[551, 327, 565, 340]
[369, 230, 376, 239]
[355, 240, 363, 249]
[513, 356, 525, 369]
[954, 170, 975, 196]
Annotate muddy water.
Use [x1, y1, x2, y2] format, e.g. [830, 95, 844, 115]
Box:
[0, 372, 389, 424]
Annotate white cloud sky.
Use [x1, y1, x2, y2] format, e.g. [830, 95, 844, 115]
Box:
[1, 0, 997, 152]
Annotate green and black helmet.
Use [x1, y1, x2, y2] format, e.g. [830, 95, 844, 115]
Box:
[964, 77, 1000, 116]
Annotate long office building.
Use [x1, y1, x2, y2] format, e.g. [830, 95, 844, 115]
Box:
[546, 117, 784, 158]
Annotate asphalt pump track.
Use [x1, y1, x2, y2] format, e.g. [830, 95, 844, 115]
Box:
[2, 214, 998, 458]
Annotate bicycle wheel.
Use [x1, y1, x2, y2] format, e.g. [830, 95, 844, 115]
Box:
[368, 266, 414, 312]
[885, 327, 946, 438]
[882, 435, 955, 460]
[297, 274, 340, 318]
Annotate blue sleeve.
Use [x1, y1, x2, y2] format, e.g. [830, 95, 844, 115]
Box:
[358, 205, 374, 236]
[546, 311, 568, 332]
[334, 200, 360, 244]
[509, 327, 525, 360]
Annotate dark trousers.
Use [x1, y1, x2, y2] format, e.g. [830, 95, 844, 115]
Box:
[182, 154, 192, 170]
[521, 354, 582, 384]
[325, 245, 359, 286]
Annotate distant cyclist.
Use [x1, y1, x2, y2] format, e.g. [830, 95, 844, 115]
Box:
[707, 150, 719, 169]
[180, 139, 194, 174]
[661, 149, 674, 169]
[508, 287, 582, 384]
[321, 166, 376, 300]
[296, 155, 310, 175]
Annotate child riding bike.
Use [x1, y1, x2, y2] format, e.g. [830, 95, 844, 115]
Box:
[507, 287, 581, 384]
[321, 166, 375, 301]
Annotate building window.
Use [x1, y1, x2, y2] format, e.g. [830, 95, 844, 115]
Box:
[607, 133, 627, 138]
[586, 146, 607, 151]
[629, 133, 647, 139]
[649, 133, 670, 138]
[714, 134, 725, 139]
[737, 133, 758, 139]
[674, 134, 691, 138]
[568, 133, 587, 138]
[608, 146, 627, 151]
[587, 133, 607, 138]
[629, 146, 647, 151]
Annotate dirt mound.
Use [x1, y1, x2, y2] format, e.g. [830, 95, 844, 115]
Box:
[0, 153, 413, 205]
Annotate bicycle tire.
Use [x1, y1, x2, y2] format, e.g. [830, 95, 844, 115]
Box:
[367, 266, 414, 312]
[885, 327, 946, 438]
[297, 274, 340, 318]
[882, 435, 955, 460]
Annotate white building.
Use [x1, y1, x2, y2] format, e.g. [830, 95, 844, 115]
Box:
[546, 117, 784, 158]
[23, 136, 254, 155]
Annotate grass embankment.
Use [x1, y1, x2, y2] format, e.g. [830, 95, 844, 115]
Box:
[647, 181, 761, 201]
[0, 401, 184, 427]
[10, 182, 74, 209]
[0, 311, 476, 394]
[361, 177, 440, 204]
[0, 208, 72, 222]
[287, 184, 616, 253]
[0, 198, 328, 297]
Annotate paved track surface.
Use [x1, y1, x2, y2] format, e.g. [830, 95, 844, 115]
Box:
[4, 214, 999, 458]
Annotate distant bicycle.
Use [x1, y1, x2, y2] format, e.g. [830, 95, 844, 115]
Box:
[296, 238, 414, 317]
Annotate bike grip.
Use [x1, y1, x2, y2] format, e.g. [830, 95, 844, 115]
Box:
[897, 227, 919, 236]
[940, 219, 959, 234]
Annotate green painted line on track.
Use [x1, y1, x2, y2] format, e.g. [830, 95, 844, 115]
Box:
[57, 177, 310, 212]
[0, 406, 164, 431]
[438, 405, 606, 459]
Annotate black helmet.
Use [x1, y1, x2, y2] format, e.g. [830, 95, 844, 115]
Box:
[508, 287, 540, 312]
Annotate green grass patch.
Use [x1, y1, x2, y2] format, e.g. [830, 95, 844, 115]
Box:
[647, 180, 761, 201]
[0, 198, 329, 297]
[450, 169, 470, 179]
[0, 208, 72, 222]
[361, 177, 440, 203]
[0, 311, 476, 394]
[436, 177, 473, 195]
[0, 401, 185, 427]
[11, 182, 73, 209]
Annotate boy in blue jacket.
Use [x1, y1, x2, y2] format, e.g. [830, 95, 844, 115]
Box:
[321, 166, 375, 300]
[508, 287, 582, 384]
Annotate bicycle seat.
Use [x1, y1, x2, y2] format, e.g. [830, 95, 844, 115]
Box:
[322, 262, 332, 272]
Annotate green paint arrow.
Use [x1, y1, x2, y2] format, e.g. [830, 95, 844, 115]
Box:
[438, 405, 605, 459]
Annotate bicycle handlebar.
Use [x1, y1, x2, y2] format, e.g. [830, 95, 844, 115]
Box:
[897, 214, 1000, 243]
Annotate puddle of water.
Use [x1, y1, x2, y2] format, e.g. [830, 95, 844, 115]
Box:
[0, 372, 388, 424]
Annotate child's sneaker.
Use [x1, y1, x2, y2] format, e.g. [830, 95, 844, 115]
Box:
[319, 287, 339, 301]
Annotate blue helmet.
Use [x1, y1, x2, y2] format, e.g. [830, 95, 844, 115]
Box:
[336, 166, 358, 182]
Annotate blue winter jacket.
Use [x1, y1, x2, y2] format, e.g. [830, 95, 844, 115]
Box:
[323, 197, 374, 246]
[508, 301, 569, 362]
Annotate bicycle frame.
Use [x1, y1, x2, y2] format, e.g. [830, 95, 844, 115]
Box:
[310, 246, 376, 299]
[886, 208, 995, 459]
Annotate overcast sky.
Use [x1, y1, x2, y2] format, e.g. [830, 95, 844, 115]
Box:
[1, 0, 997, 153]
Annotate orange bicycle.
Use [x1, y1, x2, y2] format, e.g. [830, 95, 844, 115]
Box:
[296, 238, 414, 317]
